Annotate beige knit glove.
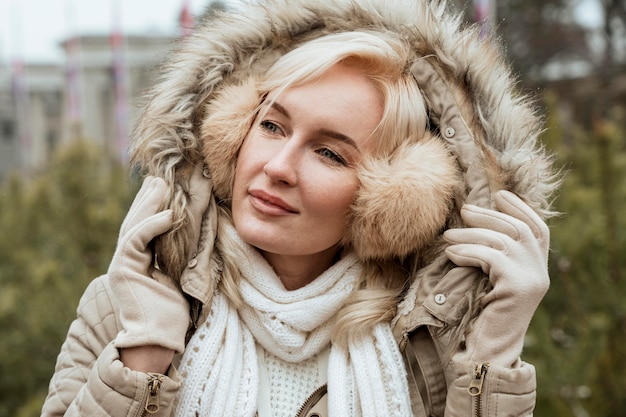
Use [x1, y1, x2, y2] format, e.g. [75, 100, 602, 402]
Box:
[443, 190, 550, 368]
[109, 176, 190, 354]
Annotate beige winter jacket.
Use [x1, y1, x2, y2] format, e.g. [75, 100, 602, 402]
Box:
[43, 0, 557, 415]
[42, 253, 537, 417]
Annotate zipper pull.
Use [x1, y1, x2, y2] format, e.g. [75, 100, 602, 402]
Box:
[468, 363, 490, 396]
[145, 373, 164, 414]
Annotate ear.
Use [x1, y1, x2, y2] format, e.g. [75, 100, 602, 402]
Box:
[201, 77, 261, 201]
[346, 134, 459, 260]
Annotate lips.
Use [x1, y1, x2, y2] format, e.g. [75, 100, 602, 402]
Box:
[249, 189, 298, 214]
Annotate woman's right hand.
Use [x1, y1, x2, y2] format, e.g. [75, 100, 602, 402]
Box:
[108, 176, 190, 370]
[120, 345, 175, 374]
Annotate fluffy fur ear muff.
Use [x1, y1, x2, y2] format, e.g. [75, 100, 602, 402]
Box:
[346, 134, 459, 260]
[201, 77, 261, 201]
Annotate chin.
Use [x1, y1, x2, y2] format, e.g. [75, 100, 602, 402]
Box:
[234, 219, 280, 250]
[237, 227, 328, 258]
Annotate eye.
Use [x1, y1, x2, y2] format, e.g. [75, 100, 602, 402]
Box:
[316, 147, 347, 166]
[260, 120, 283, 135]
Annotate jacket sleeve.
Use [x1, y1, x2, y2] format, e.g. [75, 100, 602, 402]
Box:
[41, 275, 182, 417]
[443, 360, 536, 417]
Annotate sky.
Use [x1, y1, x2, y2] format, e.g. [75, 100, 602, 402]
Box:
[0, 0, 229, 64]
[0, 0, 604, 65]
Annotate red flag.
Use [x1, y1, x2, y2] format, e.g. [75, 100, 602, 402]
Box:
[474, 0, 495, 38]
[180, 0, 194, 37]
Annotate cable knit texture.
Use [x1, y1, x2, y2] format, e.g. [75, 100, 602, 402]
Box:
[174, 222, 412, 417]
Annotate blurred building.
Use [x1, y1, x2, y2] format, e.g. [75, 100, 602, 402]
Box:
[0, 34, 176, 181]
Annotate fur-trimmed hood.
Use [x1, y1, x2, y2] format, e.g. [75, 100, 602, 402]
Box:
[130, 0, 558, 289]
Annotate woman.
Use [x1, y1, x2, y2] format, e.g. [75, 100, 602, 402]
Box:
[42, 0, 560, 416]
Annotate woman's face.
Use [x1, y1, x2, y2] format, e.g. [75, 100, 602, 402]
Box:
[232, 64, 383, 272]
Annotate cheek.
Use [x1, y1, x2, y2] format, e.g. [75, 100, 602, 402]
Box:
[310, 175, 360, 221]
[232, 135, 260, 195]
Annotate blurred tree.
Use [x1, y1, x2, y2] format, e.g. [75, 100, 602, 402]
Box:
[496, 0, 592, 81]
[447, 0, 592, 81]
[524, 93, 626, 416]
[0, 140, 138, 417]
[452, 0, 626, 85]
[599, 0, 626, 67]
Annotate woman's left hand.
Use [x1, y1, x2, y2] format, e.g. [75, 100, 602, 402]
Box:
[443, 190, 550, 367]
[108, 176, 190, 361]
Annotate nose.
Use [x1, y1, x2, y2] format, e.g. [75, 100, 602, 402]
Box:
[263, 140, 299, 185]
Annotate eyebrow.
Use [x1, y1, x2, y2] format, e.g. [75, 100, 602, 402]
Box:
[268, 100, 290, 119]
[266, 100, 361, 152]
[317, 128, 360, 152]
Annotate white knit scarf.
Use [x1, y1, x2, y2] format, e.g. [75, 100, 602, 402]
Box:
[174, 223, 412, 417]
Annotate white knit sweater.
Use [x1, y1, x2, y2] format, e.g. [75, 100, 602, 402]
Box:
[256, 344, 330, 417]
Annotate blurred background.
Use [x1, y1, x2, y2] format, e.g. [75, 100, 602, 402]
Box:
[0, 0, 624, 416]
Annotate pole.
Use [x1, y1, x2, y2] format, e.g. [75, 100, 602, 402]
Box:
[111, 0, 128, 164]
[9, 1, 31, 172]
[65, 0, 83, 140]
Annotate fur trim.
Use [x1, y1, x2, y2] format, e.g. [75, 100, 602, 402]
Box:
[346, 135, 459, 260]
[201, 78, 261, 201]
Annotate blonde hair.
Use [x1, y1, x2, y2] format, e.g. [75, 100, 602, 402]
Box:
[213, 31, 430, 346]
[259, 31, 428, 157]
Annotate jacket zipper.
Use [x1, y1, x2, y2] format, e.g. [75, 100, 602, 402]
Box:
[141, 373, 164, 416]
[295, 384, 328, 417]
[468, 362, 490, 417]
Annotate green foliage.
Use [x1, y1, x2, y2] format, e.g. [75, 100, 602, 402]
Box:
[0, 140, 138, 417]
[525, 93, 626, 416]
